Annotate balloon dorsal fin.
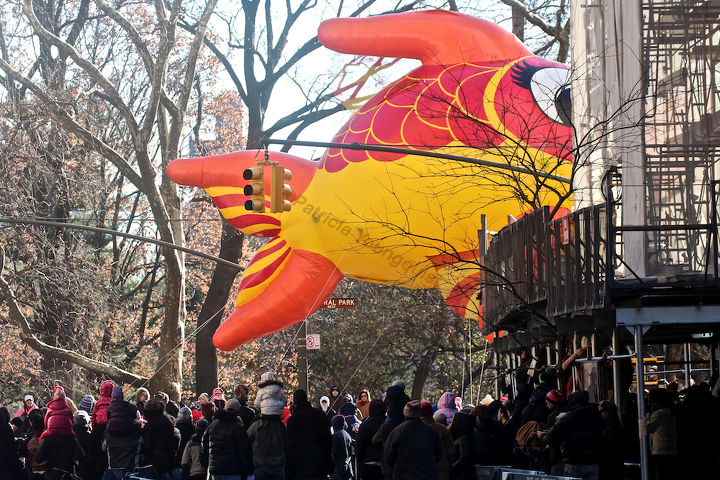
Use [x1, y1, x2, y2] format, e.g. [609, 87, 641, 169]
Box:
[318, 10, 531, 66]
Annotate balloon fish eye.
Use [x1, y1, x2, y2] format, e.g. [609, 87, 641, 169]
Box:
[528, 66, 572, 127]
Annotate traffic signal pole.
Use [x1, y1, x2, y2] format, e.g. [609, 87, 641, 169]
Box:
[297, 320, 309, 394]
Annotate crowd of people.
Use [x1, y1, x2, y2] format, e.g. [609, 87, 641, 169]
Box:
[1, 366, 719, 480]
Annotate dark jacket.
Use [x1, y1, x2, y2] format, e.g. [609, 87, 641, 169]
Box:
[176, 421, 195, 467]
[541, 404, 604, 465]
[331, 415, 353, 467]
[106, 400, 139, 436]
[286, 401, 332, 479]
[356, 399, 386, 465]
[141, 411, 181, 473]
[449, 411, 477, 480]
[105, 429, 141, 470]
[0, 426, 23, 479]
[384, 418, 442, 480]
[36, 435, 85, 479]
[423, 417, 455, 480]
[202, 409, 254, 476]
[600, 415, 624, 480]
[73, 416, 95, 479]
[373, 419, 404, 476]
[247, 415, 285, 467]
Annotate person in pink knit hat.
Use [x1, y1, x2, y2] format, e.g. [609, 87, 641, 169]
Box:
[211, 387, 226, 410]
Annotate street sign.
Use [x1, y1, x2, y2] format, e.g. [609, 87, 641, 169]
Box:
[306, 334, 321, 350]
[322, 298, 356, 309]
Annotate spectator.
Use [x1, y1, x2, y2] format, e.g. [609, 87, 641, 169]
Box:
[176, 406, 195, 467]
[104, 386, 141, 472]
[73, 410, 94, 480]
[545, 389, 567, 474]
[598, 400, 623, 480]
[420, 401, 454, 480]
[91, 380, 115, 478]
[449, 411, 477, 480]
[319, 396, 336, 421]
[140, 398, 181, 478]
[384, 400, 442, 480]
[233, 384, 257, 427]
[203, 397, 254, 480]
[356, 398, 386, 480]
[357, 389, 371, 420]
[331, 415, 353, 480]
[286, 389, 332, 480]
[25, 410, 45, 479]
[181, 418, 209, 480]
[135, 387, 150, 416]
[13, 393, 38, 437]
[78, 395, 95, 416]
[432, 412, 447, 426]
[646, 389, 677, 480]
[254, 372, 287, 417]
[541, 390, 603, 480]
[246, 394, 286, 480]
[329, 386, 342, 413]
[37, 388, 85, 480]
[212, 387, 227, 411]
[192, 393, 210, 423]
[436, 392, 457, 425]
[0, 407, 24, 480]
[201, 402, 215, 423]
[372, 385, 406, 478]
[165, 400, 180, 419]
[338, 394, 359, 436]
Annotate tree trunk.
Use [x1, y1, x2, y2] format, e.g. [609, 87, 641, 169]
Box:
[512, 6, 525, 42]
[196, 223, 244, 396]
[411, 348, 438, 400]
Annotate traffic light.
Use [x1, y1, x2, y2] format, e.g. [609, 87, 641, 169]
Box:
[270, 165, 292, 213]
[243, 166, 265, 212]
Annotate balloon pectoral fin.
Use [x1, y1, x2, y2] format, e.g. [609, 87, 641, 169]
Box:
[212, 249, 344, 351]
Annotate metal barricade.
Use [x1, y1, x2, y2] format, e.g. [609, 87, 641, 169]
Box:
[475, 465, 581, 480]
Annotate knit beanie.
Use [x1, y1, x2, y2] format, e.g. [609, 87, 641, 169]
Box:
[403, 400, 421, 419]
[234, 384, 250, 401]
[211, 387, 226, 402]
[225, 399, 241, 414]
[546, 389, 565, 405]
[52, 385, 65, 398]
[260, 372, 277, 384]
[568, 389, 590, 409]
[78, 396, 94, 413]
[111, 386, 124, 400]
[385, 385, 406, 420]
[420, 401, 434, 418]
[177, 406, 193, 424]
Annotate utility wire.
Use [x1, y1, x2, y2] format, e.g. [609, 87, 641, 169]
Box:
[0, 217, 243, 271]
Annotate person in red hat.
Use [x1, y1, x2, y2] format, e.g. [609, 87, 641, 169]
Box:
[36, 387, 85, 480]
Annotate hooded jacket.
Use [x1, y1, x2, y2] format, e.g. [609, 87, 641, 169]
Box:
[92, 381, 116, 427]
[541, 391, 604, 465]
[436, 392, 458, 425]
[331, 415, 352, 466]
[202, 408, 254, 476]
[356, 399, 386, 465]
[141, 410, 181, 473]
[319, 395, 337, 420]
[246, 414, 286, 467]
[384, 416, 442, 480]
[42, 394, 75, 440]
[106, 396, 140, 436]
[254, 379, 287, 416]
[286, 390, 332, 479]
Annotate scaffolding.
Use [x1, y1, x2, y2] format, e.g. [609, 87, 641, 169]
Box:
[642, 0, 720, 275]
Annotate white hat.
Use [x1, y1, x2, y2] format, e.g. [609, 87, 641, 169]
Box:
[480, 394, 494, 406]
[23, 395, 33, 403]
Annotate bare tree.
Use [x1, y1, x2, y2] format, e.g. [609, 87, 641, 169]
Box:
[0, 0, 218, 398]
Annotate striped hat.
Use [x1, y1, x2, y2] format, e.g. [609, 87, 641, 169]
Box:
[546, 389, 565, 405]
[78, 396, 94, 413]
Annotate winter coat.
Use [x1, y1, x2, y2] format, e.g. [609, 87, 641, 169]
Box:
[647, 408, 677, 455]
[357, 390, 371, 420]
[331, 416, 353, 467]
[339, 401, 360, 435]
[36, 434, 85, 478]
[541, 404, 604, 465]
[26, 435, 43, 473]
[92, 381, 115, 427]
[106, 399, 140, 436]
[105, 429, 141, 470]
[42, 395, 75, 439]
[141, 411, 181, 473]
[247, 415, 286, 467]
[73, 416, 95, 479]
[436, 392, 458, 425]
[356, 399, 386, 465]
[181, 440, 206, 477]
[254, 380, 287, 416]
[0, 424, 23, 479]
[449, 411, 477, 480]
[372, 419, 404, 476]
[319, 395, 337, 421]
[176, 420, 195, 467]
[384, 418, 442, 480]
[202, 408, 254, 476]
[286, 400, 332, 480]
[423, 417, 455, 480]
[600, 415, 624, 480]
[236, 400, 257, 428]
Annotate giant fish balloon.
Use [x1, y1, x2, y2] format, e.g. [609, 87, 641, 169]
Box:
[168, 10, 573, 351]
